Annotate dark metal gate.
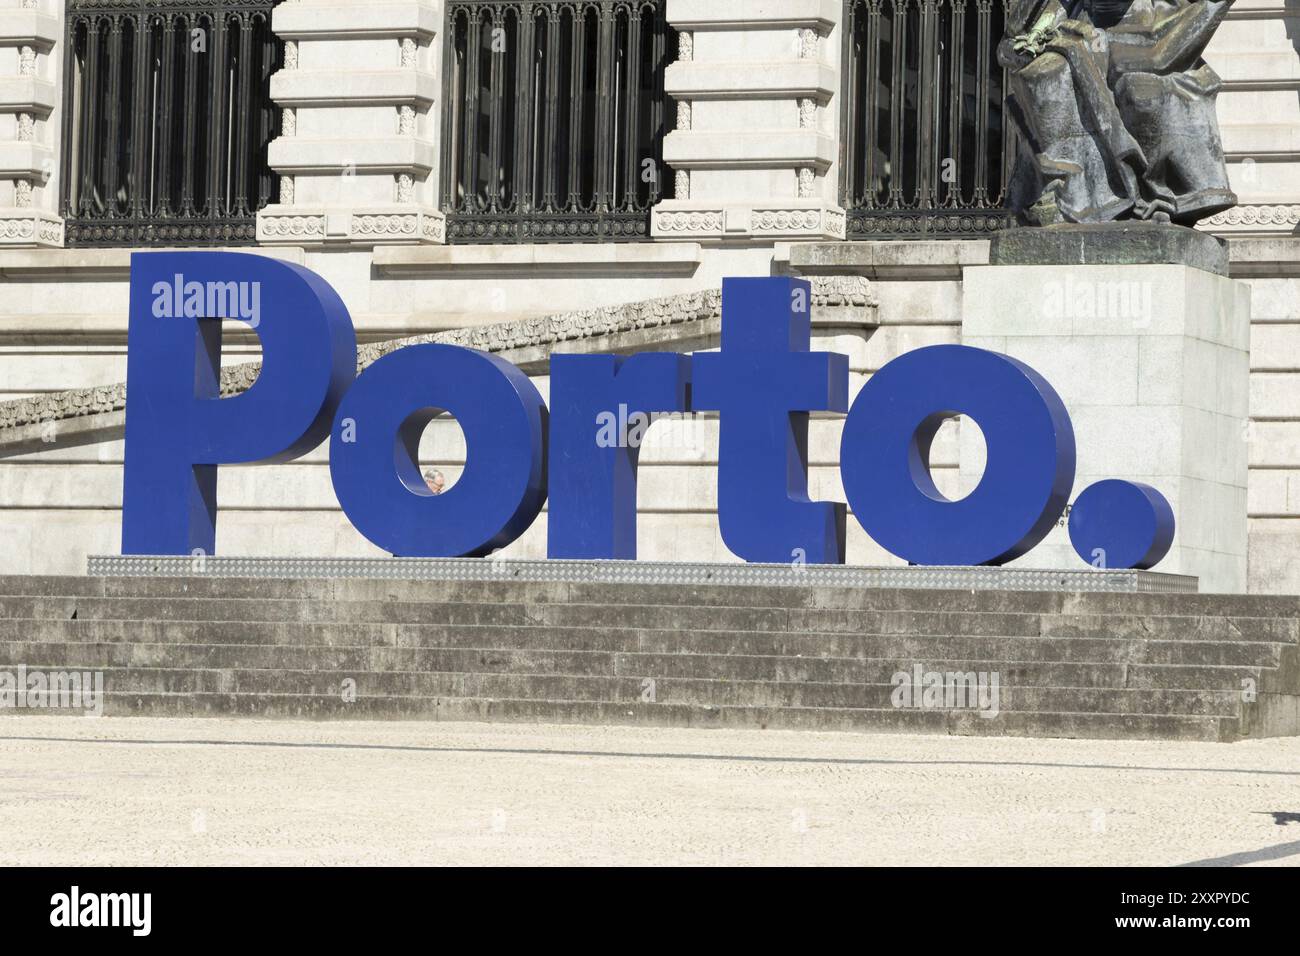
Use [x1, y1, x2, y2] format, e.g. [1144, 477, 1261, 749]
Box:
[840, 0, 1016, 239]
[441, 0, 674, 244]
[61, 0, 282, 248]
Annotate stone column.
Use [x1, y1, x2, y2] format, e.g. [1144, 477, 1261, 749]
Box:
[652, 0, 845, 243]
[0, 0, 61, 248]
[1202, 1, 1300, 237]
[962, 228, 1251, 592]
[257, 0, 445, 247]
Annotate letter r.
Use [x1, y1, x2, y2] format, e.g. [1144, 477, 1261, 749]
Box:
[121, 252, 357, 555]
[548, 352, 691, 559]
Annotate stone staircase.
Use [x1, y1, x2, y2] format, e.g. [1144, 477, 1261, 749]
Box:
[0, 575, 1296, 741]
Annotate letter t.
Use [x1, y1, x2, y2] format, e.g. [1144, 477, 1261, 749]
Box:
[692, 277, 848, 564]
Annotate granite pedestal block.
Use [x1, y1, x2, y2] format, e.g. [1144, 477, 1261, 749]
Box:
[962, 257, 1251, 592]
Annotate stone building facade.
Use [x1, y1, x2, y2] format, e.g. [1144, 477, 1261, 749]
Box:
[0, 0, 1296, 591]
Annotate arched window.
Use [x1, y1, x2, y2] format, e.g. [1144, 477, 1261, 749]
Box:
[441, 0, 675, 244]
[61, 0, 282, 247]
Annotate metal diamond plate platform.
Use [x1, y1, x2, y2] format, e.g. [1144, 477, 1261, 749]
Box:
[88, 556, 1198, 593]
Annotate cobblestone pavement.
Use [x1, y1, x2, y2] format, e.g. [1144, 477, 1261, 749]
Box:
[1, 716, 1298, 866]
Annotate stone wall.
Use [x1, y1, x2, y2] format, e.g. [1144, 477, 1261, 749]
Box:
[1204, 0, 1300, 237]
[0, 0, 62, 248]
[0, 0, 1296, 591]
[0, 236, 1297, 591]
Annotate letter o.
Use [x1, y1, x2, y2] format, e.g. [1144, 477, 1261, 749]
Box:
[840, 345, 1075, 566]
[329, 344, 547, 557]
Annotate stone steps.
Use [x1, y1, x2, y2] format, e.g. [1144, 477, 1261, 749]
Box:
[2, 574, 1298, 617]
[0, 575, 1295, 741]
[0, 639, 1267, 689]
[0, 620, 1286, 667]
[57, 692, 1246, 742]
[19, 667, 1250, 717]
[0, 595, 1295, 645]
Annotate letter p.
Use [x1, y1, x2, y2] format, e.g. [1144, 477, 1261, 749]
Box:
[121, 252, 357, 555]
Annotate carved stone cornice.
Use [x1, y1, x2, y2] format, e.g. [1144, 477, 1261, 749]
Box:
[257, 206, 445, 245]
[257, 213, 326, 240]
[1205, 203, 1300, 230]
[67, 0, 277, 11]
[0, 210, 63, 247]
[653, 202, 846, 241]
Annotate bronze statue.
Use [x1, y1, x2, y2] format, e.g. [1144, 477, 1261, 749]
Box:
[1000, 0, 1238, 226]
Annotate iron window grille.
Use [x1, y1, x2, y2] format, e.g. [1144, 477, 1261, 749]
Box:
[840, 0, 1016, 239]
[441, 0, 675, 244]
[61, 0, 282, 248]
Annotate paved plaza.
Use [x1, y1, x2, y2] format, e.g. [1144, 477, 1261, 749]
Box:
[0, 717, 1297, 866]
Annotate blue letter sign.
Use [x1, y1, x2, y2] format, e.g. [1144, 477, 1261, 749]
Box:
[329, 344, 547, 558]
[693, 278, 849, 564]
[840, 346, 1076, 566]
[547, 352, 691, 560]
[120, 253, 1174, 572]
[122, 252, 356, 556]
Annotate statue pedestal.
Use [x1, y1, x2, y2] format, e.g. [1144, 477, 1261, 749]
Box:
[962, 242, 1250, 592]
[988, 222, 1231, 276]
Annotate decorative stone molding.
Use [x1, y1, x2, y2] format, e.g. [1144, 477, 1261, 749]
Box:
[1205, 203, 1300, 232]
[258, 0, 444, 246]
[675, 170, 691, 201]
[798, 27, 819, 59]
[258, 213, 326, 240]
[655, 209, 725, 235]
[798, 97, 817, 130]
[654, 202, 846, 241]
[797, 167, 815, 199]
[0, 277, 874, 447]
[0, 209, 61, 246]
[257, 206, 445, 246]
[810, 275, 877, 310]
[0, 1, 62, 247]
